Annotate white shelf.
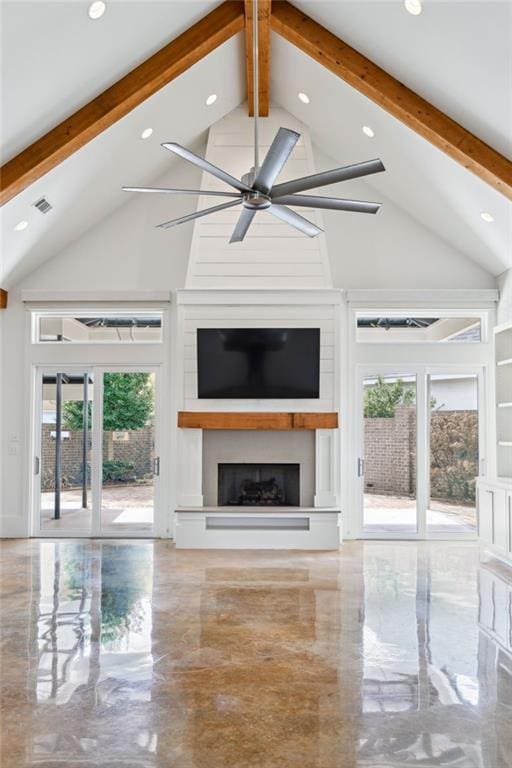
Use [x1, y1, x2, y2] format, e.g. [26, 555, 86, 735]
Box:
[495, 325, 512, 479]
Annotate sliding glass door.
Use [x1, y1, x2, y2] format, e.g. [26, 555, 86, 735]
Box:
[358, 367, 483, 539]
[34, 367, 159, 537]
[362, 372, 418, 535]
[100, 372, 156, 534]
[39, 371, 93, 532]
[427, 373, 479, 535]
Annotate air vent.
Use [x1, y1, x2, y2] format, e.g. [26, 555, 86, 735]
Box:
[33, 197, 52, 214]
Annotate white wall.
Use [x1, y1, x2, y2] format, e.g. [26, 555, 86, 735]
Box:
[313, 147, 496, 290]
[17, 150, 205, 294]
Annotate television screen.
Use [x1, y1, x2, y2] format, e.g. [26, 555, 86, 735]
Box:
[197, 328, 320, 399]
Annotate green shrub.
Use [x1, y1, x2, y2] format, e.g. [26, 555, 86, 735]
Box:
[364, 376, 415, 418]
[102, 459, 135, 483]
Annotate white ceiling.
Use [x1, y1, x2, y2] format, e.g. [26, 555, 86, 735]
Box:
[1, 0, 511, 288]
[271, 33, 512, 277]
[1, 0, 222, 161]
[292, 0, 512, 160]
[0, 29, 245, 286]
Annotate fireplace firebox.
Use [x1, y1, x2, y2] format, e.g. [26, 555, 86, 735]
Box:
[218, 463, 300, 506]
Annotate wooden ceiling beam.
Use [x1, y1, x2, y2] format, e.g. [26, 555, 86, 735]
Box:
[0, 289, 7, 309]
[0, 1, 245, 206]
[244, 0, 271, 116]
[271, 1, 512, 199]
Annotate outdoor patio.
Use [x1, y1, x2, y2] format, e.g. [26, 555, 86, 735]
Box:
[40, 484, 154, 533]
[364, 493, 476, 534]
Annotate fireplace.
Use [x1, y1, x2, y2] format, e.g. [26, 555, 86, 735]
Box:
[218, 463, 300, 507]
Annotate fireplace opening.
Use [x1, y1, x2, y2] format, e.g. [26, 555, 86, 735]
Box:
[218, 463, 300, 506]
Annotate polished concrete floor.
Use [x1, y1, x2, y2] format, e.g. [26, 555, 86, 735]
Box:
[1, 540, 511, 768]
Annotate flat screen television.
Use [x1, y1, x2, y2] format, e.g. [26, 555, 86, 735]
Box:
[197, 328, 320, 399]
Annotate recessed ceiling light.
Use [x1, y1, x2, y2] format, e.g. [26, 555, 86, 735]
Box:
[298, 92, 310, 104]
[14, 220, 28, 232]
[362, 125, 375, 138]
[404, 0, 422, 15]
[480, 211, 494, 223]
[140, 128, 153, 140]
[205, 94, 217, 106]
[88, 1, 106, 20]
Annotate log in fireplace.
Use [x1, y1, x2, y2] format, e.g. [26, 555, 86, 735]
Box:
[218, 463, 300, 507]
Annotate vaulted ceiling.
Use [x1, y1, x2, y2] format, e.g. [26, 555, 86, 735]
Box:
[1, 0, 511, 289]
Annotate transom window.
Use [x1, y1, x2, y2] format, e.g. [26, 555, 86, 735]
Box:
[33, 312, 163, 344]
[356, 314, 482, 343]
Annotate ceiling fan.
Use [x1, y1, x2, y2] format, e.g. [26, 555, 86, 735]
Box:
[123, 0, 385, 243]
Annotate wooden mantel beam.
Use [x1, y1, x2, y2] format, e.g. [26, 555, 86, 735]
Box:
[0, 1, 245, 206]
[271, 1, 512, 200]
[0, 289, 7, 309]
[244, 0, 271, 116]
[178, 411, 338, 430]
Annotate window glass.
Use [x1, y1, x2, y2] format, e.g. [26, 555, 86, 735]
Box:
[36, 313, 163, 343]
[356, 315, 481, 343]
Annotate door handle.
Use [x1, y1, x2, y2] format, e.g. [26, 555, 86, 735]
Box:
[153, 456, 160, 476]
[34, 456, 40, 475]
[357, 458, 365, 477]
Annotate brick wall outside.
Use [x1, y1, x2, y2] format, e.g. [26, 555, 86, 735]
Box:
[364, 406, 478, 502]
[364, 406, 416, 496]
[41, 424, 154, 490]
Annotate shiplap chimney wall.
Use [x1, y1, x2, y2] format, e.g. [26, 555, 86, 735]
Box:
[185, 106, 332, 289]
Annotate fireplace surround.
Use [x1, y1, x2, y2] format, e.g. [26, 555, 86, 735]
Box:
[174, 290, 342, 548]
[202, 430, 315, 507]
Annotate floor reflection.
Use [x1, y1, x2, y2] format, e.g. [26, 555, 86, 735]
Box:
[0, 540, 510, 767]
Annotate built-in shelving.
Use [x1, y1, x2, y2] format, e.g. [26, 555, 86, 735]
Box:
[495, 320, 512, 479]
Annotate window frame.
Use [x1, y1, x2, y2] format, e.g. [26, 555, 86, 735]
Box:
[31, 308, 165, 345]
[354, 309, 488, 345]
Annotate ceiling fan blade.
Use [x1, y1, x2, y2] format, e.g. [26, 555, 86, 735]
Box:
[162, 143, 252, 193]
[270, 159, 385, 197]
[253, 127, 300, 194]
[267, 204, 322, 237]
[156, 198, 243, 230]
[123, 186, 242, 197]
[230, 208, 257, 243]
[271, 194, 381, 214]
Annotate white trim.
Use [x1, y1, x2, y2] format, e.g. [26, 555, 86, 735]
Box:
[346, 289, 498, 307]
[21, 290, 172, 303]
[176, 289, 343, 306]
[0, 517, 29, 537]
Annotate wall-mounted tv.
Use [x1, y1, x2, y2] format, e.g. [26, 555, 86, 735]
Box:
[197, 328, 320, 399]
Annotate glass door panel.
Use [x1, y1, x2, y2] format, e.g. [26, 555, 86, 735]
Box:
[100, 372, 156, 534]
[39, 372, 93, 533]
[362, 373, 418, 535]
[427, 373, 478, 534]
